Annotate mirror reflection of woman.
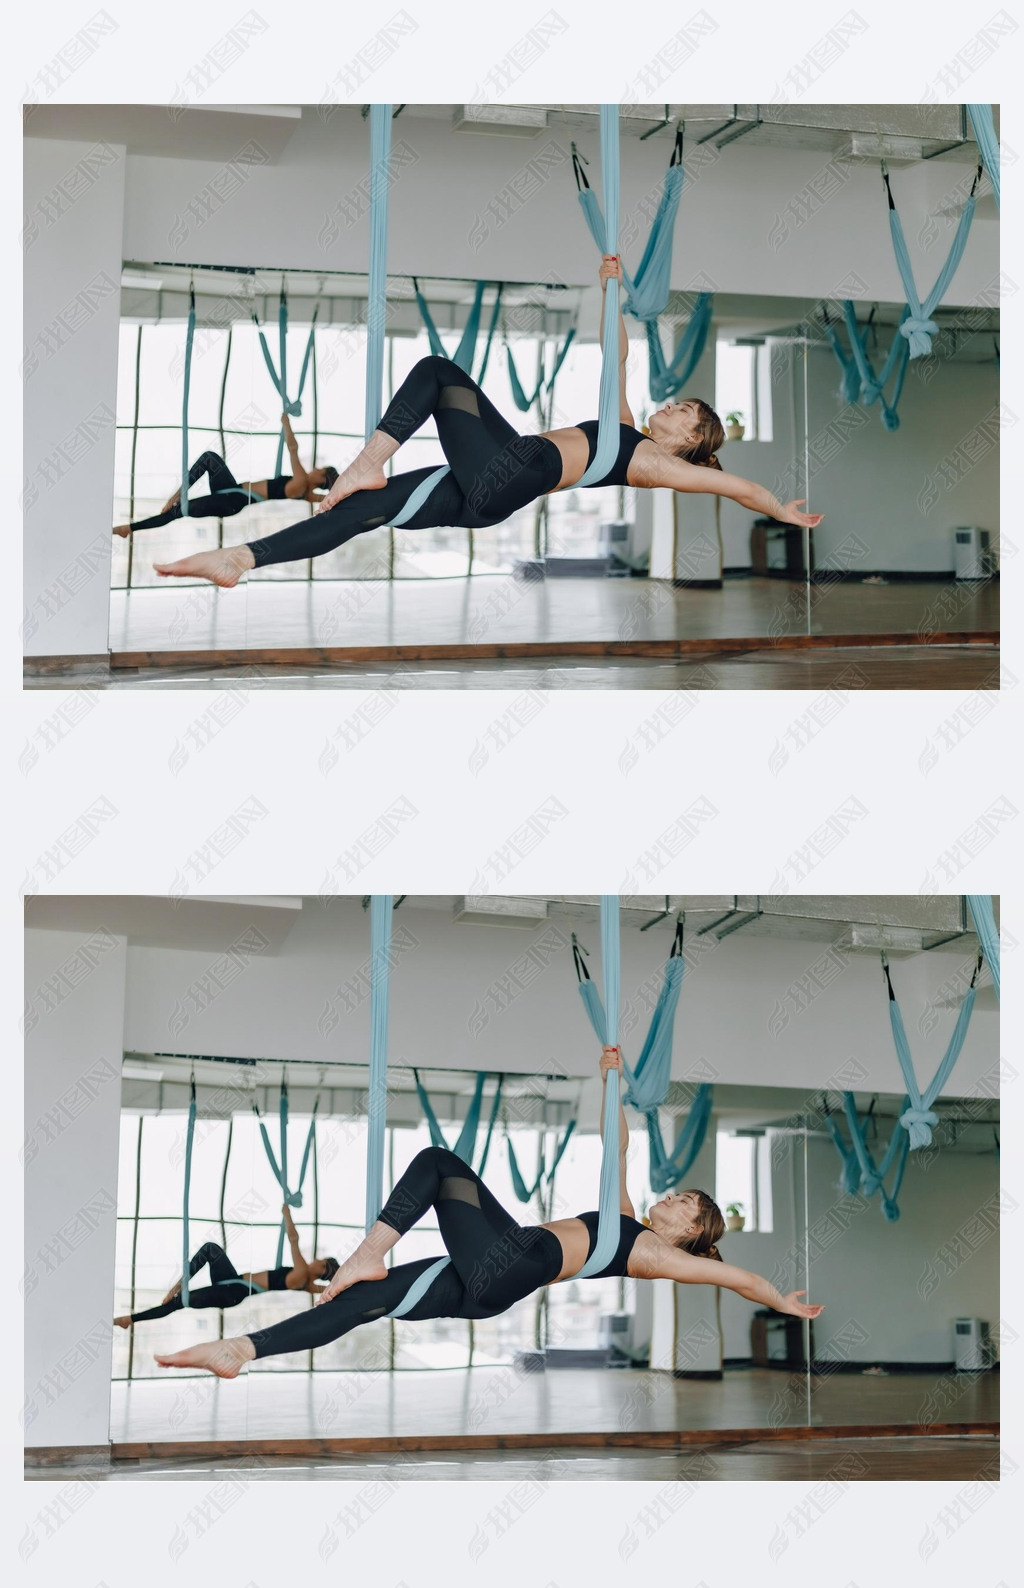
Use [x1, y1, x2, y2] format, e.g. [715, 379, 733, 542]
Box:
[152, 258, 824, 588]
[113, 413, 338, 537]
[114, 1203, 340, 1328]
[153, 1048, 823, 1377]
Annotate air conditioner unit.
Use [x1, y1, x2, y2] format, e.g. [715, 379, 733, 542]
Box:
[599, 1312, 634, 1361]
[452, 105, 548, 137]
[954, 1317, 994, 1371]
[954, 527, 995, 580]
[453, 896, 549, 928]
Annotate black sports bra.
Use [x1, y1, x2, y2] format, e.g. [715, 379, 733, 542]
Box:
[265, 474, 292, 500]
[574, 1211, 648, 1278]
[573, 420, 648, 488]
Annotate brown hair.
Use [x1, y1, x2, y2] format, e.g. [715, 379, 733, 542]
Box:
[674, 398, 725, 471]
[674, 1189, 725, 1261]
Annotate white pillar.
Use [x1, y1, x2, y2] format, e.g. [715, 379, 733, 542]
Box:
[24, 927, 127, 1448]
[24, 137, 126, 660]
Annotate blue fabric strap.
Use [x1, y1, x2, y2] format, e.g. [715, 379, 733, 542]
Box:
[412, 279, 489, 376]
[823, 1106, 865, 1196]
[966, 105, 1000, 211]
[180, 1077, 197, 1304]
[647, 1084, 713, 1193]
[389, 464, 451, 527]
[882, 168, 979, 358]
[621, 943, 684, 1113]
[180, 288, 196, 517]
[966, 895, 1000, 1002]
[475, 1076, 504, 1176]
[365, 105, 392, 439]
[507, 1118, 576, 1202]
[412, 1070, 503, 1173]
[453, 1071, 487, 1164]
[365, 895, 393, 1230]
[646, 294, 714, 403]
[388, 1256, 451, 1318]
[883, 958, 979, 1148]
[841, 301, 912, 430]
[577, 107, 622, 488]
[576, 896, 622, 1277]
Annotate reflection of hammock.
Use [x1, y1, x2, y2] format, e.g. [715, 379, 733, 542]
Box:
[411, 1068, 504, 1173]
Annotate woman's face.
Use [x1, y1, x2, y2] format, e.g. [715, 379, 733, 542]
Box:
[647, 399, 701, 450]
[648, 1188, 702, 1242]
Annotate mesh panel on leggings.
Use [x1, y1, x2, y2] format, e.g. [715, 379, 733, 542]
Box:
[438, 1175, 481, 1206]
[438, 386, 481, 417]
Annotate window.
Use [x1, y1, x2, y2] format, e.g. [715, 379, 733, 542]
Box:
[715, 341, 773, 441]
[716, 1131, 773, 1232]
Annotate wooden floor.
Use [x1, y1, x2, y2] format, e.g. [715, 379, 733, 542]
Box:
[27, 1435, 1000, 1482]
[25, 645, 1001, 691]
[103, 1366, 998, 1455]
[98, 576, 998, 673]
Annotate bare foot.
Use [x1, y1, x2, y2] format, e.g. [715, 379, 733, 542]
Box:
[113, 524, 132, 539]
[155, 1337, 256, 1378]
[114, 1315, 133, 1329]
[154, 546, 256, 588]
[315, 1253, 388, 1306]
[316, 466, 387, 515]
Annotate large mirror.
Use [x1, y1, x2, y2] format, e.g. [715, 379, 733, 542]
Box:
[25, 895, 999, 1480]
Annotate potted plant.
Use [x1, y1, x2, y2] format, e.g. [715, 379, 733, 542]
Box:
[725, 411, 746, 441]
[725, 1201, 746, 1232]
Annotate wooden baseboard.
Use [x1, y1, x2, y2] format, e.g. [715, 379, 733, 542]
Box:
[26, 1420, 997, 1468]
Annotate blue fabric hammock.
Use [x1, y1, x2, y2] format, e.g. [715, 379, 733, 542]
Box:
[840, 301, 912, 431]
[966, 895, 1000, 1002]
[506, 1117, 577, 1202]
[572, 125, 713, 402]
[253, 288, 319, 476]
[253, 1086, 319, 1267]
[180, 285, 196, 517]
[180, 1076, 197, 1303]
[364, 104, 392, 441]
[881, 162, 982, 359]
[411, 1069, 504, 1173]
[412, 278, 504, 381]
[882, 952, 982, 1148]
[824, 1094, 911, 1220]
[572, 921, 712, 1192]
[365, 893, 393, 1229]
[966, 105, 999, 212]
[822, 302, 877, 406]
[572, 108, 623, 488]
[505, 327, 577, 412]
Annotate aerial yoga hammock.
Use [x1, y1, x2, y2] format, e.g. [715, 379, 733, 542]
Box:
[154, 897, 822, 1377]
[120, 280, 337, 538]
[153, 105, 822, 588]
[822, 932, 987, 1219]
[116, 1077, 340, 1327]
[821, 158, 984, 431]
[572, 919, 714, 1192]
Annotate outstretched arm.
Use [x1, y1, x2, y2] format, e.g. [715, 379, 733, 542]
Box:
[599, 1045, 634, 1217]
[598, 256, 634, 427]
[282, 1203, 311, 1289]
[281, 413, 312, 498]
[642, 1242, 824, 1318]
[630, 447, 824, 530]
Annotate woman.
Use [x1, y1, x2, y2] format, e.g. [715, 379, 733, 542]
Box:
[114, 412, 339, 537]
[154, 1050, 822, 1376]
[152, 259, 823, 587]
[115, 1203, 340, 1328]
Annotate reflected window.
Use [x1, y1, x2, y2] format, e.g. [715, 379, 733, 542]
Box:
[716, 1131, 772, 1232]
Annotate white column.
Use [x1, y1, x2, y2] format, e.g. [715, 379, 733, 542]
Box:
[23, 137, 126, 659]
[24, 927, 127, 1448]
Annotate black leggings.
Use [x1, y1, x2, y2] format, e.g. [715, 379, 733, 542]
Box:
[246, 1147, 562, 1361]
[246, 357, 563, 569]
[130, 1242, 257, 1321]
[130, 452, 256, 531]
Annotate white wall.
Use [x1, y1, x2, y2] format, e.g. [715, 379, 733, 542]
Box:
[23, 138, 126, 658]
[720, 1130, 999, 1366]
[24, 927, 128, 1448]
[121, 906, 1000, 1103]
[719, 339, 1000, 574]
[119, 112, 997, 307]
